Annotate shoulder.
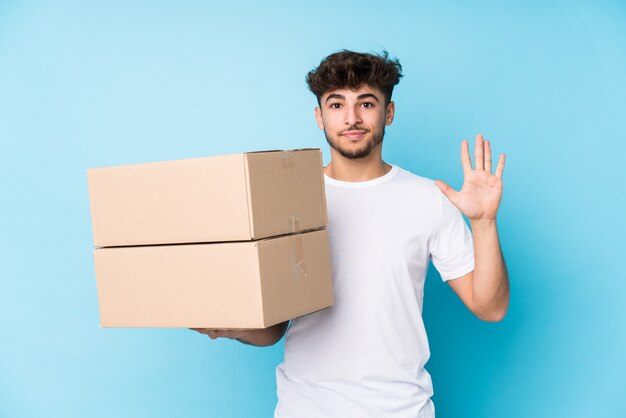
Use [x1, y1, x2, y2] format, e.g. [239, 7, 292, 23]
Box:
[392, 165, 442, 197]
[387, 165, 445, 233]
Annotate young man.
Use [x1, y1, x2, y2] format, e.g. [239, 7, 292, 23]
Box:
[192, 50, 509, 417]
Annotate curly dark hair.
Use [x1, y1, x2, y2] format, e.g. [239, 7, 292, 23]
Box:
[306, 50, 403, 106]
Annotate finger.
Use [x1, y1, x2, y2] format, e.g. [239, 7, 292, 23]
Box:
[434, 180, 458, 205]
[189, 328, 229, 339]
[223, 330, 242, 340]
[461, 140, 472, 174]
[495, 153, 505, 178]
[474, 133, 484, 171]
[190, 328, 212, 334]
[484, 140, 492, 173]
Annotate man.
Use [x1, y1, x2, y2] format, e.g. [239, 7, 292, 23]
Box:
[192, 50, 509, 417]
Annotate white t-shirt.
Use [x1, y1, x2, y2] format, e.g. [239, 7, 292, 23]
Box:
[275, 165, 475, 418]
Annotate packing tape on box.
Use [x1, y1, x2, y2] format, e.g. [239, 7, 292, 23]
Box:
[288, 215, 300, 233]
[288, 215, 307, 280]
[281, 150, 294, 168]
[289, 234, 307, 280]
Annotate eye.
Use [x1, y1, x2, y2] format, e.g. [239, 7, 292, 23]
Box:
[361, 102, 375, 108]
[329, 103, 341, 109]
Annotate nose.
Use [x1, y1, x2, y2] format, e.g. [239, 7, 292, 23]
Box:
[345, 105, 362, 126]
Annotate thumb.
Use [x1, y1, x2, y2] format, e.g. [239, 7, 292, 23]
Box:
[434, 180, 458, 204]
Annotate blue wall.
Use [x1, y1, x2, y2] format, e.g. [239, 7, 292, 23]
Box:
[1, 1, 624, 417]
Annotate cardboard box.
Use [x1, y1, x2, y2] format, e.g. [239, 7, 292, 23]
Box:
[94, 229, 333, 328]
[87, 149, 327, 247]
[87, 148, 334, 328]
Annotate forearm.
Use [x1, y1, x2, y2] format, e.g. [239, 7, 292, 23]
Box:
[236, 321, 289, 347]
[470, 218, 509, 320]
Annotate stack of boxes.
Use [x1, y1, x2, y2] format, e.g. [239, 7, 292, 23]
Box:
[87, 148, 334, 329]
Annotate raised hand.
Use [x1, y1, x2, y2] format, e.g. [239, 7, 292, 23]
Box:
[434, 134, 505, 221]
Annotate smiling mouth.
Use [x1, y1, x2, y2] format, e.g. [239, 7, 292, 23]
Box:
[341, 130, 368, 139]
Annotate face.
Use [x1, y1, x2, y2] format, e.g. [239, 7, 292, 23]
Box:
[315, 85, 395, 160]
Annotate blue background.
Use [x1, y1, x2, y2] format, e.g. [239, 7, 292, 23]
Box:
[1, 1, 625, 417]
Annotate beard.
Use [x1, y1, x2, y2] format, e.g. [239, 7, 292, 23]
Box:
[324, 125, 385, 160]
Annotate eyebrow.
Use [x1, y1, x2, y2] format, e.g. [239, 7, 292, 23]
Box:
[324, 93, 380, 103]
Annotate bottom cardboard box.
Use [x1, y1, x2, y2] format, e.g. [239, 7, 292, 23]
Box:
[93, 229, 333, 328]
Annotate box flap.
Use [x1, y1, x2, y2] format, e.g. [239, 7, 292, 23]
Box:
[245, 149, 328, 240]
[257, 229, 334, 327]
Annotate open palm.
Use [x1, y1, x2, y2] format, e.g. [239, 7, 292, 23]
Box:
[435, 134, 505, 221]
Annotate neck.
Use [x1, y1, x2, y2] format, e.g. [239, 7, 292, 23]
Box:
[324, 147, 392, 182]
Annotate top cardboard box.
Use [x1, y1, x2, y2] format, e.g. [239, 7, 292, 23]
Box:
[87, 148, 327, 247]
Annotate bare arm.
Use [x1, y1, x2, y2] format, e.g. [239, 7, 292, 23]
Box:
[436, 134, 509, 321]
[447, 219, 509, 321]
[190, 320, 290, 347]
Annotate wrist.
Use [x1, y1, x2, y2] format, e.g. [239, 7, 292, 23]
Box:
[469, 217, 497, 231]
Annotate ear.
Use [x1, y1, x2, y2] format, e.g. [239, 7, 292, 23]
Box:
[314, 107, 324, 130]
[385, 101, 395, 126]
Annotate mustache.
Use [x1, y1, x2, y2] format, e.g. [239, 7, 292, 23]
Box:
[340, 125, 370, 135]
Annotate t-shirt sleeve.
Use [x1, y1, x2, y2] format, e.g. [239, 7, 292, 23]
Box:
[429, 190, 475, 281]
